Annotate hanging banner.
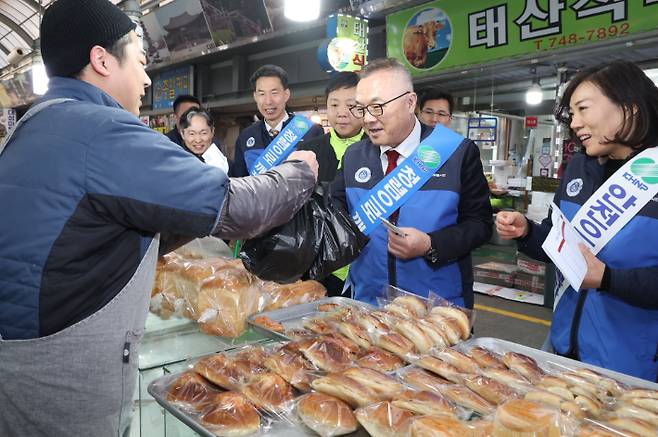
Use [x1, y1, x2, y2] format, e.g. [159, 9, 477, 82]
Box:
[387, 0, 658, 76]
[152, 66, 194, 110]
[318, 13, 369, 73]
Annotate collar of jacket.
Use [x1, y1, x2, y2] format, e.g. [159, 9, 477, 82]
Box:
[258, 111, 296, 137]
[38, 77, 124, 110]
[329, 128, 364, 148]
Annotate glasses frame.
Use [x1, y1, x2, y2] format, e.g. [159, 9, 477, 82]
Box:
[349, 91, 411, 119]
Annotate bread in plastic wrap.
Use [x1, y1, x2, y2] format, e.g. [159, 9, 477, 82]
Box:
[493, 399, 562, 437]
[240, 372, 295, 414]
[409, 415, 473, 437]
[199, 391, 261, 437]
[193, 354, 251, 391]
[310, 373, 381, 408]
[391, 389, 456, 417]
[260, 280, 326, 311]
[355, 346, 405, 373]
[354, 401, 414, 437]
[297, 392, 358, 437]
[343, 366, 404, 400]
[166, 371, 221, 412]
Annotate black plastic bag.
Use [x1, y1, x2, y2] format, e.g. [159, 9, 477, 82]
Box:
[240, 191, 324, 283]
[307, 184, 369, 280]
[240, 184, 367, 283]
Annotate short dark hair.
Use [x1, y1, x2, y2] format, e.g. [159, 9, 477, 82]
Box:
[418, 87, 454, 115]
[555, 60, 658, 152]
[324, 72, 359, 99]
[250, 64, 289, 91]
[179, 107, 214, 131]
[173, 95, 201, 113]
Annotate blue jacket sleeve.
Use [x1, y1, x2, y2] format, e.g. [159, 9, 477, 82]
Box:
[607, 267, 658, 308]
[85, 115, 227, 237]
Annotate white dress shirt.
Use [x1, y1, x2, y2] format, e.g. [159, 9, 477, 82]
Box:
[265, 113, 290, 135]
[379, 118, 421, 173]
[202, 143, 229, 174]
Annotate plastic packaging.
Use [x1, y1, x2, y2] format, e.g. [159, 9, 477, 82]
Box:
[259, 280, 327, 312]
[296, 392, 359, 437]
[198, 391, 262, 436]
[391, 388, 457, 418]
[492, 399, 562, 437]
[240, 372, 295, 415]
[354, 401, 415, 437]
[165, 371, 222, 412]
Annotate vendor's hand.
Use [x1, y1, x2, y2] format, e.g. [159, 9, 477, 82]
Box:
[578, 244, 606, 289]
[288, 150, 319, 181]
[387, 227, 431, 260]
[495, 211, 529, 239]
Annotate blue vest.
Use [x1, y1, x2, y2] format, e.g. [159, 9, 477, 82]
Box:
[343, 127, 471, 306]
[551, 155, 658, 381]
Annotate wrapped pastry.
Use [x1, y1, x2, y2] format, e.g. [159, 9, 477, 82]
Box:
[355, 401, 414, 437]
[194, 354, 248, 391]
[524, 389, 566, 409]
[426, 315, 462, 346]
[166, 371, 220, 411]
[335, 321, 372, 349]
[433, 348, 480, 374]
[241, 373, 294, 413]
[537, 375, 570, 390]
[415, 355, 463, 384]
[606, 417, 656, 437]
[394, 318, 433, 354]
[199, 391, 261, 437]
[544, 386, 575, 402]
[374, 331, 416, 359]
[480, 368, 531, 391]
[384, 303, 417, 320]
[261, 280, 326, 311]
[356, 346, 405, 373]
[343, 366, 404, 399]
[574, 394, 603, 417]
[573, 368, 626, 397]
[493, 399, 562, 437]
[310, 373, 381, 408]
[576, 422, 627, 437]
[263, 345, 315, 391]
[461, 374, 519, 405]
[252, 315, 284, 333]
[430, 306, 471, 340]
[302, 317, 335, 335]
[391, 389, 455, 417]
[316, 302, 340, 312]
[559, 400, 586, 420]
[621, 389, 658, 402]
[391, 295, 427, 317]
[175, 258, 234, 317]
[409, 415, 472, 437]
[398, 367, 450, 393]
[438, 383, 496, 416]
[614, 405, 658, 427]
[297, 392, 358, 437]
[502, 352, 544, 384]
[468, 346, 507, 370]
[231, 346, 269, 376]
[299, 337, 352, 372]
[284, 328, 314, 340]
[417, 319, 450, 348]
[325, 333, 361, 359]
[624, 397, 658, 414]
[358, 311, 390, 333]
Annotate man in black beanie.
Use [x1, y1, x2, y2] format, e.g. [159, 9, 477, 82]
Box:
[0, 0, 318, 436]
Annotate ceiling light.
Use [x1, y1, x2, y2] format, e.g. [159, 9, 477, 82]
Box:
[526, 67, 542, 105]
[284, 0, 321, 22]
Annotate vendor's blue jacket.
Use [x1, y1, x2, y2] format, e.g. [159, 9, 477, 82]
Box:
[0, 78, 228, 340]
[519, 153, 658, 381]
[331, 122, 493, 308]
[229, 115, 324, 177]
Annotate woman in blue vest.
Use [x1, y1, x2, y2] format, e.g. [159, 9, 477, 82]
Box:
[496, 61, 658, 381]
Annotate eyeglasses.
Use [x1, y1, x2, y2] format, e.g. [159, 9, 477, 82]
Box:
[421, 109, 452, 119]
[349, 91, 410, 118]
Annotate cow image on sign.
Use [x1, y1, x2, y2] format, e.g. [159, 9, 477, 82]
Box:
[402, 7, 452, 70]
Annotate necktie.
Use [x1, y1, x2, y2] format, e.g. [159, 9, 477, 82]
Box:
[385, 149, 401, 223]
[269, 128, 279, 137]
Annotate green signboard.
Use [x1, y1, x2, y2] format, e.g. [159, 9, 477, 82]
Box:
[387, 0, 658, 76]
[318, 14, 369, 72]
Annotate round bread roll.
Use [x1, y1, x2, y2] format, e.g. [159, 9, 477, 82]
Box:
[311, 373, 381, 408]
[166, 372, 219, 410]
[410, 415, 471, 437]
[433, 348, 480, 374]
[493, 399, 562, 437]
[356, 346, 405, 373]
[343, 366, 403, 399]
[392, 295, 427, 317]
[394, 319, 433, 354]
[355, 401, 415, 437]
[468, 346, 507, 370]
[430, 306, 470, 340]
[297, 392, 358, 437]
[241, 373, 294, 413]
[392, 389, 455, 417]
[200, 391, 260, 437]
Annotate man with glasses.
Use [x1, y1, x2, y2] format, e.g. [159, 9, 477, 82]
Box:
[417, 87, 454, 128]
[331, 58, 492, 308]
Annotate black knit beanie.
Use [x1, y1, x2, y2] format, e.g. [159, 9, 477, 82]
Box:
[41, 0, 136, 78]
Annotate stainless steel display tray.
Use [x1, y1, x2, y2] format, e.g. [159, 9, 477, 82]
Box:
[247, 296, 375, 341]
[148, 372, 370, 437]
[455, 337, 658, 390]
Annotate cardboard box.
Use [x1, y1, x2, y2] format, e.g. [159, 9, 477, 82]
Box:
[514, 271, 545, 294]
[516, 253, 546, 276]
[474, 262, 517, 288]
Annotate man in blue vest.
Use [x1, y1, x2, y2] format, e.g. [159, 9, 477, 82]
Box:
[230, 64, 325, 177]
[331, 58, 492, 308]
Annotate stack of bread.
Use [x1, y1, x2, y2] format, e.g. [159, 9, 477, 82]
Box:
[149, 253, 326, 337]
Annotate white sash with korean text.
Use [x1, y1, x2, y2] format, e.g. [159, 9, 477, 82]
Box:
[554, 148, 658, 307]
